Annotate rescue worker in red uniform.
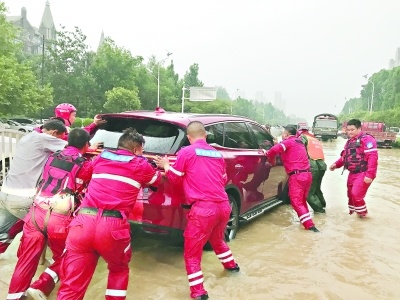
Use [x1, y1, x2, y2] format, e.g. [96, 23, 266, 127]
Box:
[6, 128, 92, 300]
[266, 126, 319, 232]
[35, 103, 106, 140]
[57, 128, 162, 300]
[0, 120, 67, 255]
[297, 127, 327, 213]
[330, 119, 378, 217]
[155, 121, 239, 300]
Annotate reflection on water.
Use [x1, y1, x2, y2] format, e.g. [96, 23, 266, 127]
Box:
[1, 137, 400, 299]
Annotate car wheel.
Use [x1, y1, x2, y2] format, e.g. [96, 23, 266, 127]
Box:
[18, 129, 26, 132]
[0, 159, 10, 187]
[225, 196, 239, 242]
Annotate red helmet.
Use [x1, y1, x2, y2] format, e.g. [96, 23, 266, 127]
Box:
[54, 103, 76, 122]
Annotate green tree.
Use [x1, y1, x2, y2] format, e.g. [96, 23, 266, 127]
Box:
[104, 87, 140, 112]
[43, 26, 93, 117]
[340, 66, 400, 121]
[0, 2, 20, 56]
[138, 57, 182, 110]
[0, 2, 52, 116]
[90, 39, 142, 112]
[183, 63, 204, 88]
[216, 86, 231, 100]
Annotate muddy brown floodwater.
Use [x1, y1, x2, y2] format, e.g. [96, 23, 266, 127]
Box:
[1, 138, 400, 300]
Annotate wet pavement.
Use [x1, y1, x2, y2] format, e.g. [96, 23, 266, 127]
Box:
[1, 137, 400, 299]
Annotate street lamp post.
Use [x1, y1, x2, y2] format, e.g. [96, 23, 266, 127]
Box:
[156, 52, 172, 108]
[369, 80, 375, 114]
[231, 89, 239, 115]
[363, 74, 375, 114]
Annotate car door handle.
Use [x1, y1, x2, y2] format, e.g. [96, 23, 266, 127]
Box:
[235, 164, 243, 170]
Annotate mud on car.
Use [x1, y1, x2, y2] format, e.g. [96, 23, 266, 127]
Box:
[89, 109, 287, 241]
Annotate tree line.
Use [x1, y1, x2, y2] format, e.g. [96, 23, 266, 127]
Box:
[0, 2, 288, 125]
[340, 66, 400, 126]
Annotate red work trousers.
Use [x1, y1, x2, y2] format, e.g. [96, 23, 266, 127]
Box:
[57, 212, 132, 300]
[7, 205, 72, 300]
[0, 218, 23, 254]
[184, 201, 237, 299]
[347, 172, 370, 216]
[288, 172, 315, 229]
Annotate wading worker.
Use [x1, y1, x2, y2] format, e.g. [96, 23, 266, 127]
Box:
[297, 127, 327, 213]
[7, 128, 93, 300]
[266, 126, 319, 232]
[155, 121, 240, 300]
[57, 128, 162, 300]
[0, 120, 67, 254]
[330, 119, 378, 217]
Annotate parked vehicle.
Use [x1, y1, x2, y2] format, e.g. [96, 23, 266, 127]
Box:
[297, 122, 308, 130]
[389, 126, 400, 138]
[89, 109, 287, 241]
[0, 118, 11, 129]
[8, 117, 39, 126]
[312, 113, 338, 141]
[6, 120, 35, 132]
[361, 122, 396, 148]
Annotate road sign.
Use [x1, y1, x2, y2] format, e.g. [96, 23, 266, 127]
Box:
[189, 87, 217, 101]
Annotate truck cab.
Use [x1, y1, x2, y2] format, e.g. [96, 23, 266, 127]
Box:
[312, 113, 338, 141]
[361, 122, 396, 148]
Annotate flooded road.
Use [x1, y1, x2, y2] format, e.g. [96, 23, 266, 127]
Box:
[1, 137, 400, 299]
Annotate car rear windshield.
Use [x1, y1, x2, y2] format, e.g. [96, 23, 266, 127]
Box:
[90, 117, 185, 155]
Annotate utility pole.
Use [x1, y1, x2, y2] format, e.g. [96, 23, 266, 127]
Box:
[363, 74, 375, 114]
[40, 35, 45, 122]
[156, 52, 173, 107]
[41, 35, 45, 86]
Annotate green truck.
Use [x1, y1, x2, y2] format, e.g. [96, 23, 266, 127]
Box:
[312, 113, 338, 141]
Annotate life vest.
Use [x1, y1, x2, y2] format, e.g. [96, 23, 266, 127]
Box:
[35, 151, 86, 209]
[302, 135, 325, 160]
[343, 134, 367, 173]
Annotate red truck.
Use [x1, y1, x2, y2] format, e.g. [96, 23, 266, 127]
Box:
[341, 121, 396, 148]
[361, 122, 396, 148]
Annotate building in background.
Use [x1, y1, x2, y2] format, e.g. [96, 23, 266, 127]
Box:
[274, 91, 286, 114]
[255, 91, 267, 103]
[98, 30, 105, 51]
[6, 1, 56, 55]
[388, 47, 400, 69]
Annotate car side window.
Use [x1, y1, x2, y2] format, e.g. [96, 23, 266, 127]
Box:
[224, 122, 258, 149]
[205, 123, 224, 146]
[247, 123, 274, 150]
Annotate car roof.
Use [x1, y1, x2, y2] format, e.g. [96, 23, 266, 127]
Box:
[101, 110, 259, 127]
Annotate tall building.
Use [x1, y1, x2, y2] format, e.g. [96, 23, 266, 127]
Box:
[388, 58, 395, 69]
[6, 1, 56, 55]
[39, 1, 56, 49]
[395, 48, 400, 67]
[273, 91, 286, 113]
[98, 30, 105, 51]
[255, 91, 266, 103]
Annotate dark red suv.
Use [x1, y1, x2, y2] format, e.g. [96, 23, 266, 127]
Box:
[90, 109, 287, 241]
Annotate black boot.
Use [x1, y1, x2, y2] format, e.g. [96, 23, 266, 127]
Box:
[225, 263, 240, 272]
[194, 294, 209, 300]
[309, 226, 320, 232]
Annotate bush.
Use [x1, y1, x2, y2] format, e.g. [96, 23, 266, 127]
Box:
[393, 138, 400, 148]
[72, 117, 94, 128]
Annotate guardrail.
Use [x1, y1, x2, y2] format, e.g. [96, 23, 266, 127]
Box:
[0, 129, 27, 186]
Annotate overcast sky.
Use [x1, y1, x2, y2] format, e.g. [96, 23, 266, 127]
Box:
[4, 0, 400, 123]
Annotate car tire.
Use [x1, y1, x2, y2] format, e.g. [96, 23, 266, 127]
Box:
[18, 129, 26, 132]
[225, 196, 239, 242]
